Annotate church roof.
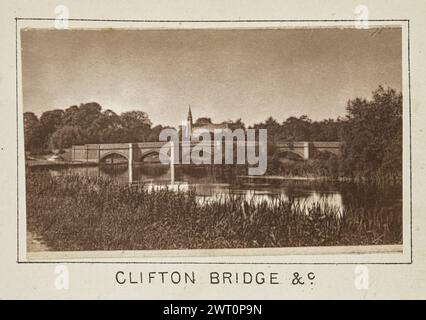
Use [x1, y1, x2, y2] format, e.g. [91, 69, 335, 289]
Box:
[193, 123, 229, 131]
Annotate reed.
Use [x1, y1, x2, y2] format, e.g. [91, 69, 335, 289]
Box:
[267, 158, 402, 184]
[26, 170, 402, 251]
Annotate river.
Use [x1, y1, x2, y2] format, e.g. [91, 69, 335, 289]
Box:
[47, 163, 402, 214]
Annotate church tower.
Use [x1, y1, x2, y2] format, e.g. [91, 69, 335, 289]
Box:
[187, 105, 193, 137]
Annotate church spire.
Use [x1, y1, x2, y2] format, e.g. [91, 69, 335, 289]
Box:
[186, 105, 193, 137]
[187, 105, 193, 123]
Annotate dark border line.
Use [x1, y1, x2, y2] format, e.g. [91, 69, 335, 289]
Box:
[15, 18, 410, 22]
[15, 18, 413, 265]
[18, 261, 410, 265]
[15, 18, 19, 263]
[408, 20, 413, 264]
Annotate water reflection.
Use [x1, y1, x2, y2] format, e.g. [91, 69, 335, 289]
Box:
[48, 164, 402, 214]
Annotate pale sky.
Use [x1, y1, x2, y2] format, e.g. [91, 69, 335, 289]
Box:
[21, 27, 402, 128]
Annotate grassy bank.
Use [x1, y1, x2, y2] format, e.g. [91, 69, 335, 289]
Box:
[26, 171, 402, 251]
[267, 157, 402, 184]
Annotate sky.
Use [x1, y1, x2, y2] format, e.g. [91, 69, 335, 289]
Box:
[21, 27, 402, 128]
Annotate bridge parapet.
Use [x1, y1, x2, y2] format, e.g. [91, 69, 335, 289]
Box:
[86, 143, 132, 150]
[311, 141, 343, 149]
[134, 141, 167, 148]
[275, 141, 343, 160]
[72, 140, 344, 163]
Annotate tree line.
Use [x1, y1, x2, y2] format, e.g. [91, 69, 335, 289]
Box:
[251, 86, 402, 177]
[24, 102, 171, 152]
[24, 86, 402, 177]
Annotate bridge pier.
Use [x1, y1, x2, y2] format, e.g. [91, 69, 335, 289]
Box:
[128, 143, 133, 184]
[170, 141, 175, 184]
[303, 142, 310, 160]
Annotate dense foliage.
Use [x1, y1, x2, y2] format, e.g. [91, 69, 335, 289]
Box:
[253, 86, 402, 179]
[27, 171, 402, 251]
[24, 102, 170, 151]
[341, 86, 402, 177]
[24, 86, 402, 178]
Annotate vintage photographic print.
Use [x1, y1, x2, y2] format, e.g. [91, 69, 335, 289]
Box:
[20, 23, 407, 260]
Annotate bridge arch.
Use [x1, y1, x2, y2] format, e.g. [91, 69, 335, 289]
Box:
[139, 149, 169, 163]
[99, 151, 129, 163]
[276, 150, 305, 161]
[312, 149, 339, 160]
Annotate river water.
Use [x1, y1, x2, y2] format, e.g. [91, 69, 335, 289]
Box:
[48, 164, 402, 214]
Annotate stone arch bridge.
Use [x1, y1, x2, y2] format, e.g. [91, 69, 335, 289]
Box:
[71, 141, 343, 164]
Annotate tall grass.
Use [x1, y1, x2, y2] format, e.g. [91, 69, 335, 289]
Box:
[26, 170, 402, 251]
[267, 157, 402, 185]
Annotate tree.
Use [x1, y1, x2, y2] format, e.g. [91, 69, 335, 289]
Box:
[62, 105, 79, 126]
[147, 124, 172, 142]
[26, 101, 170, 149]
[310, 118, 342, 141]
[72, 102, 103, 130]
[195, 117, 212, 125]
[39, 109, 65, 145]
[49, 126, 86, 150]
[342, 86, 402, 175]
[121, 111, 152, 127]
[280, 115, 312, 141]
[120, 111, 152, 142]
[222, 118, 246, 131]
[87, 109, 122, 143]
[24, 112, 44, 151]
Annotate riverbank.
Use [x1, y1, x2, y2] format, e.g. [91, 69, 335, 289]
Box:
[238, 175, 330, 181]
[26, 161, 401, 186]
[26, 171, 402, 251]
[26, 159, 98, 169]
[237, 175, 402, 185]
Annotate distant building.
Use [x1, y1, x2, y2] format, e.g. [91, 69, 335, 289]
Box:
[182, 106, 229, 137]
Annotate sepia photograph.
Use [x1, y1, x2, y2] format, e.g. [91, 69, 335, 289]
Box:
[3, 0, 426, 301]
[21, 25, 404, 257]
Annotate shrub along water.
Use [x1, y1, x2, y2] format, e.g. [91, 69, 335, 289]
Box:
[26, 170, 402, 251]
